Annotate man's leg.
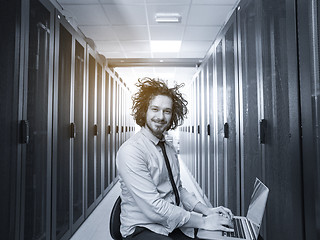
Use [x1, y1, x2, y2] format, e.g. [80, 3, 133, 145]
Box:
[125, 227, 197, 240]
[125, 227, 172, 240]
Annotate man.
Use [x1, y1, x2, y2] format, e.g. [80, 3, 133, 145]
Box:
[116, 78, 234, 239]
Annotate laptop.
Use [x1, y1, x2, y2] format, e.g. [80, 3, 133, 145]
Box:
[197, 178, 269, 240]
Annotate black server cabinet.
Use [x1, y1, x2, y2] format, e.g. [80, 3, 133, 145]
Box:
[222, 12, 239, 215]
[297, 0, 320, 239]
[96, 63, 103, 201]
[0, 0, 54, 239]
[52, 11, 87, 239]
[86, 49, 105, 215]
[207, 55, 215, 205]
[237, 0, 262, 216]
[0, 1, 21, 239]
[22, 0, 54, 239]
[104, 70, 111, 193]
[238, 0, 304, 239]
[215, 39, 225, 207]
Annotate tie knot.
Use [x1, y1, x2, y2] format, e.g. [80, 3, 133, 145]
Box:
[158, 140, 165, 147]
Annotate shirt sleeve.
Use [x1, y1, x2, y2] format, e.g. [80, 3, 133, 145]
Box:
[116, 143, 191, 232]
[179, 185, 201, 212]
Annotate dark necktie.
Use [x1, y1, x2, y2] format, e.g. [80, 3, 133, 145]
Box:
[158, 141, 180, 206]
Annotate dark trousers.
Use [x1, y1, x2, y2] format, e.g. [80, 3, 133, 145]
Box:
[125, 227, 198, 240]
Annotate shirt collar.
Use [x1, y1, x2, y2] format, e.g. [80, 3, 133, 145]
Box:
[141, 126, 165, 145]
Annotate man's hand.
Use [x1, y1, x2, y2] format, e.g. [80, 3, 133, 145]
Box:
[203, 210, 234, 232]
[206, 206, 234, 220]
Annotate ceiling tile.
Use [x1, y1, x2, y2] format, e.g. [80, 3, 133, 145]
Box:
[113, 26, 149, 40]
[79, 26, 117, 40]
[179, 51, 207, 58]
[62, 5, 109, 25]
[183, 26, 220, 41]
[121, 41, 150, 51]
[95, 41, 122, 51]
[147, 4, 189, 25]
[180, 41, 212, 52]
[102, 5, 147, 25]
[101, 52, 126, 58]
[126, 52, 152, 58]
[187, 5, 234, 26]
[150, 26, 184, 40]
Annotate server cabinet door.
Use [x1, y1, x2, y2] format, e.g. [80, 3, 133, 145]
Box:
[73, 40, 85, 229]
[201, 64, 209, 197]
[23, 1, 54, 239]
[53, 23, 72, 240]
[110, 77, 115, 182]
[215, 40, 225, 207]
[96, 63, 103, 200]
[104, 71, 110, 191]
[298, 0, 320, 239]
[223, 15, 239, 215]
[238, 0, 263, 215]
[1, 1, 29, 239]
[208, 55, 215, 205]
[87, 54, 96, 213]
[261, 0, 304, 239]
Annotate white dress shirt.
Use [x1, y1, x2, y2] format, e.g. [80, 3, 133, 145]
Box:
[116, 127, 200, 238]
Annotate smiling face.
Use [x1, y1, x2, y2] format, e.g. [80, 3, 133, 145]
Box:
[145, 94, 173, 139]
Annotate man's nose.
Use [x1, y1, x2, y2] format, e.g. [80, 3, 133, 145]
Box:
[157, 110, 165, 120]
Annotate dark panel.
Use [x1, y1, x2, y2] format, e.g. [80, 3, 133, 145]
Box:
[224, 20, 238, 214]
[0, 0, 20, 239]
[73, 41, 84, 224]
[24, 1, 52, 239]
[104, 71, 110, 189]
[87, 54, 95, 207]
[96, 63, 102, 198]
[261, 0, 304, 239]
[55, 24, 72, 239]
[208, 55, 215, 205]
[216, 40, 225, 206]
[110, 77, 114, 181]
[238, 0, 262, 214]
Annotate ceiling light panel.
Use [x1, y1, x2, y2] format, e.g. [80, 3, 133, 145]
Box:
[155, 13, 181, 23]
[147, 5, 189, 25]
[150, 40, 181, 52]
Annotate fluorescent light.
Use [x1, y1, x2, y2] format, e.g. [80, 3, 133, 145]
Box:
[155, 13, 181, 23]
[150, 41, 181, 53]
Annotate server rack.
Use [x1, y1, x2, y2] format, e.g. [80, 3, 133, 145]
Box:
[1, 1, 133, 239]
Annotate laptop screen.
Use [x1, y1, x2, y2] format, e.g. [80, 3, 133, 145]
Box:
[246, 178, 269, 237]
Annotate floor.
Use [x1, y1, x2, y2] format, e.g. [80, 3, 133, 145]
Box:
[70, 159, 209, 240]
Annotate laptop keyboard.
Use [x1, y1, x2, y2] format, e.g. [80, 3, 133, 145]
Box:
[223, 218, 245, 239]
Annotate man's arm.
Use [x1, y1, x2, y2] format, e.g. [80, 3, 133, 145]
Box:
[117, 144, 191, 231]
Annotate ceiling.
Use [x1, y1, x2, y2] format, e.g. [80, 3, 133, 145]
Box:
[53, 0, 238, 90]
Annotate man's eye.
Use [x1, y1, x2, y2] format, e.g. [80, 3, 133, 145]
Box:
[151, 108, 158, 112]
[164, 110, 172, 114]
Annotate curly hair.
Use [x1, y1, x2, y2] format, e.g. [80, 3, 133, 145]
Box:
[131, 77, 188, 130]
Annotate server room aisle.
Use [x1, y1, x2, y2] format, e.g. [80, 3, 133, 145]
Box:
[70, 159, 208, 240]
